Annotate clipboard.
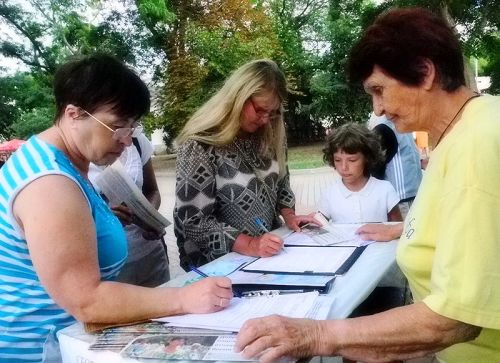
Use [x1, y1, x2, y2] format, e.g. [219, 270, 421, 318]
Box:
[231, 275, 335, 294]
[241, 246, 366, 276]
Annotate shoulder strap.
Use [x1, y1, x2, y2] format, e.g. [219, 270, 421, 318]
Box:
[132, 137, 142, 157]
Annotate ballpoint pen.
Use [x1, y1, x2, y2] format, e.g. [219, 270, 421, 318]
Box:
[255, 218, 287, 253]
[254, 217, 269, 233]
[188, 265, 209, 278]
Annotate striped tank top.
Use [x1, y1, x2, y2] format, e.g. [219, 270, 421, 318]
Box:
[0, 136, 127, 361]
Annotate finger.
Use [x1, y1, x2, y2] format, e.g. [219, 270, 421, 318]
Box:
[213, 276, 233, 289]
[259, 346, 289, 363]
[235, 320, 263, 352]
[217, 297, 231, 308]
[265, 233, 283, 243]
[240, 335, 275, 360]
[266, 243, 282, 254]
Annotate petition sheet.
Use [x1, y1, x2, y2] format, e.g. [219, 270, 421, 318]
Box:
[155, 292, 319, 331]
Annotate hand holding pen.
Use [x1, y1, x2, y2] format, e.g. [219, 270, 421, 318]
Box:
[186, 264, 233, 311]
[253, 218, 285, 256]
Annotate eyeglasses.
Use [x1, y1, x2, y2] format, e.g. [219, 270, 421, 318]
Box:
[82, 109, 143, 141]
[249, 98, 281, 121]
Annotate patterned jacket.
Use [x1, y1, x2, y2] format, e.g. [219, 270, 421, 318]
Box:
[174, 137, 295, 269]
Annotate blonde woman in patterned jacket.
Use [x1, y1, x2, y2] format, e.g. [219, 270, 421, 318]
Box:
[174, 59, 319, 270]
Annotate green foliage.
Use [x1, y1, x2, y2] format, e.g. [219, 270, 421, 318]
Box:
[10, 107, 55, 139]
[1, 0, 499, 146]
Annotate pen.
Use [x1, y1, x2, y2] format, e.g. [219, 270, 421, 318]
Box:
[254, 217, 269, 233]
[255, 218, 287, 254]
[189, 265, 209, 278]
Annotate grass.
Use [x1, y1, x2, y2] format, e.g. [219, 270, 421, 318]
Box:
[152, 142, 326, 171]
[287, 142, 326, 170]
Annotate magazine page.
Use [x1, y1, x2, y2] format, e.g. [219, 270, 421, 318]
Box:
[121, 334, 256, 361]
[94, 160, 171, 234]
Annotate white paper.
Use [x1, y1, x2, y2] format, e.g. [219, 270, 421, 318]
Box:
[94, 161, 171, 234]
[284, 223, 372, 247]
[155, 292, 319, 332]
[242, 246, 357, 275]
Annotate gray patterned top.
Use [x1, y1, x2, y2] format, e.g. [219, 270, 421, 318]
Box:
[174, 137, 295, 269]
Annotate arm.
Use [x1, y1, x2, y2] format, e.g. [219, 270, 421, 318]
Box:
[14, 175, 233, 324]
[141, 159, 161, 210]
[388, 205, 403, 222]
[236, 302, 480, 363]
[356, 223, 403, 241]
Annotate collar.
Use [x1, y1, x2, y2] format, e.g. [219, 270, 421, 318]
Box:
[338, 176, 375, 198]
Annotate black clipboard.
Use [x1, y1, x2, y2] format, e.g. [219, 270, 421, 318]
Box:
[241, 246, 366, 276]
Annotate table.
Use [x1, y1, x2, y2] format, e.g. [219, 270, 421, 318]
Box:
[58, 240, 398, 362]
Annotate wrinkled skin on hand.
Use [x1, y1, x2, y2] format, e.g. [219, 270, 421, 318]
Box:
[236, 315, 325, 363]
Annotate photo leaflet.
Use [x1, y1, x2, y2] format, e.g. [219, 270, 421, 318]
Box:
[94, 160, 171, 234]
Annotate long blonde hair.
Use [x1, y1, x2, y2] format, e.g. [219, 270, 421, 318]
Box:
[176, 59, 288, 177]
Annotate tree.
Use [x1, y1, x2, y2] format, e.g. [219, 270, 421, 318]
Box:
[0, 0, 143, 138]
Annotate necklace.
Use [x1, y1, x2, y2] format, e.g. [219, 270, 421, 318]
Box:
[435, 94, 480, 146]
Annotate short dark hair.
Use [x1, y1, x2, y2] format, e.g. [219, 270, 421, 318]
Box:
[348, 7, 465, 91]
[53, 54, 150, 122]
[323, 123, 384, 177]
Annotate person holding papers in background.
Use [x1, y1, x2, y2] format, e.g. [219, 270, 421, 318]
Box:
[174, 59, 318, 270]
[319, 122, 402, 224]
[89, 131, 170, 287]
[236, 8, 500, 362]
[0, 54, 232, 362]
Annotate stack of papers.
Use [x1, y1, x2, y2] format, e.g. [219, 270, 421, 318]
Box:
[155, 291, 329, 332]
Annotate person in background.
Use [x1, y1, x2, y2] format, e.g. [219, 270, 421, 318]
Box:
[369, 113, 423, 218]
[236, 8, 499, 362]
[89, 131, 170, 287]
[319, 122, 401, 223]
[174, 59, 319, 270]
[0, 54, 232, 362]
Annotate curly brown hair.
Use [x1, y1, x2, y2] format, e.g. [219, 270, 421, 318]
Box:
[323, 123, 385, 177]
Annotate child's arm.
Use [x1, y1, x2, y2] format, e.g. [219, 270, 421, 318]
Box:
[387, 205, 403, 222]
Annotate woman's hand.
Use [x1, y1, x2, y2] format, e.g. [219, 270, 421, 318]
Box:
[356, 223, 403, 241]
[110, 204, 133, 225]
[282, 209, 321, 232]
[249, 233, 284, 257]
[179, 276, 233, 314]
[235, 315, 326, 363]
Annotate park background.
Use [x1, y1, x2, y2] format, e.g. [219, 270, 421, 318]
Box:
[1, 0, 498, 163]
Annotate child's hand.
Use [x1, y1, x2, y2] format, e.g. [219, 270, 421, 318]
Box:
[282, 211, 321, 232]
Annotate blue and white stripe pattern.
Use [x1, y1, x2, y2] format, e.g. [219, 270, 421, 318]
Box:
[0, 136, 127, 361]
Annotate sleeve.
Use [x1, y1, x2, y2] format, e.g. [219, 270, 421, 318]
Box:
[384, 180, 400, 211]
[136, 133, 154, 165]
[276, 165, 296, 210]
[174, 140, 240, 266]
[422, 129, 500, 329]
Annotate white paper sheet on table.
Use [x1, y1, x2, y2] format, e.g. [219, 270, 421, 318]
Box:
[155, 292, 319, 332]
[284, 223, 373, 247]
[242, 246, 358, 275]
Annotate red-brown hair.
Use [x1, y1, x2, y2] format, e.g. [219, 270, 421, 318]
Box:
[348, 7, 465, 91]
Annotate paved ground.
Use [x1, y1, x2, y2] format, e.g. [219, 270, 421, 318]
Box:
[155, 166, 337, 278]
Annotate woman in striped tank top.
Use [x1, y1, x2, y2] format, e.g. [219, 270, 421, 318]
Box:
[0, 54, 233, 362]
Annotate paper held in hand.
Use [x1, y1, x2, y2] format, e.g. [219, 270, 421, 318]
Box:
[94, 160, 171, 234]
